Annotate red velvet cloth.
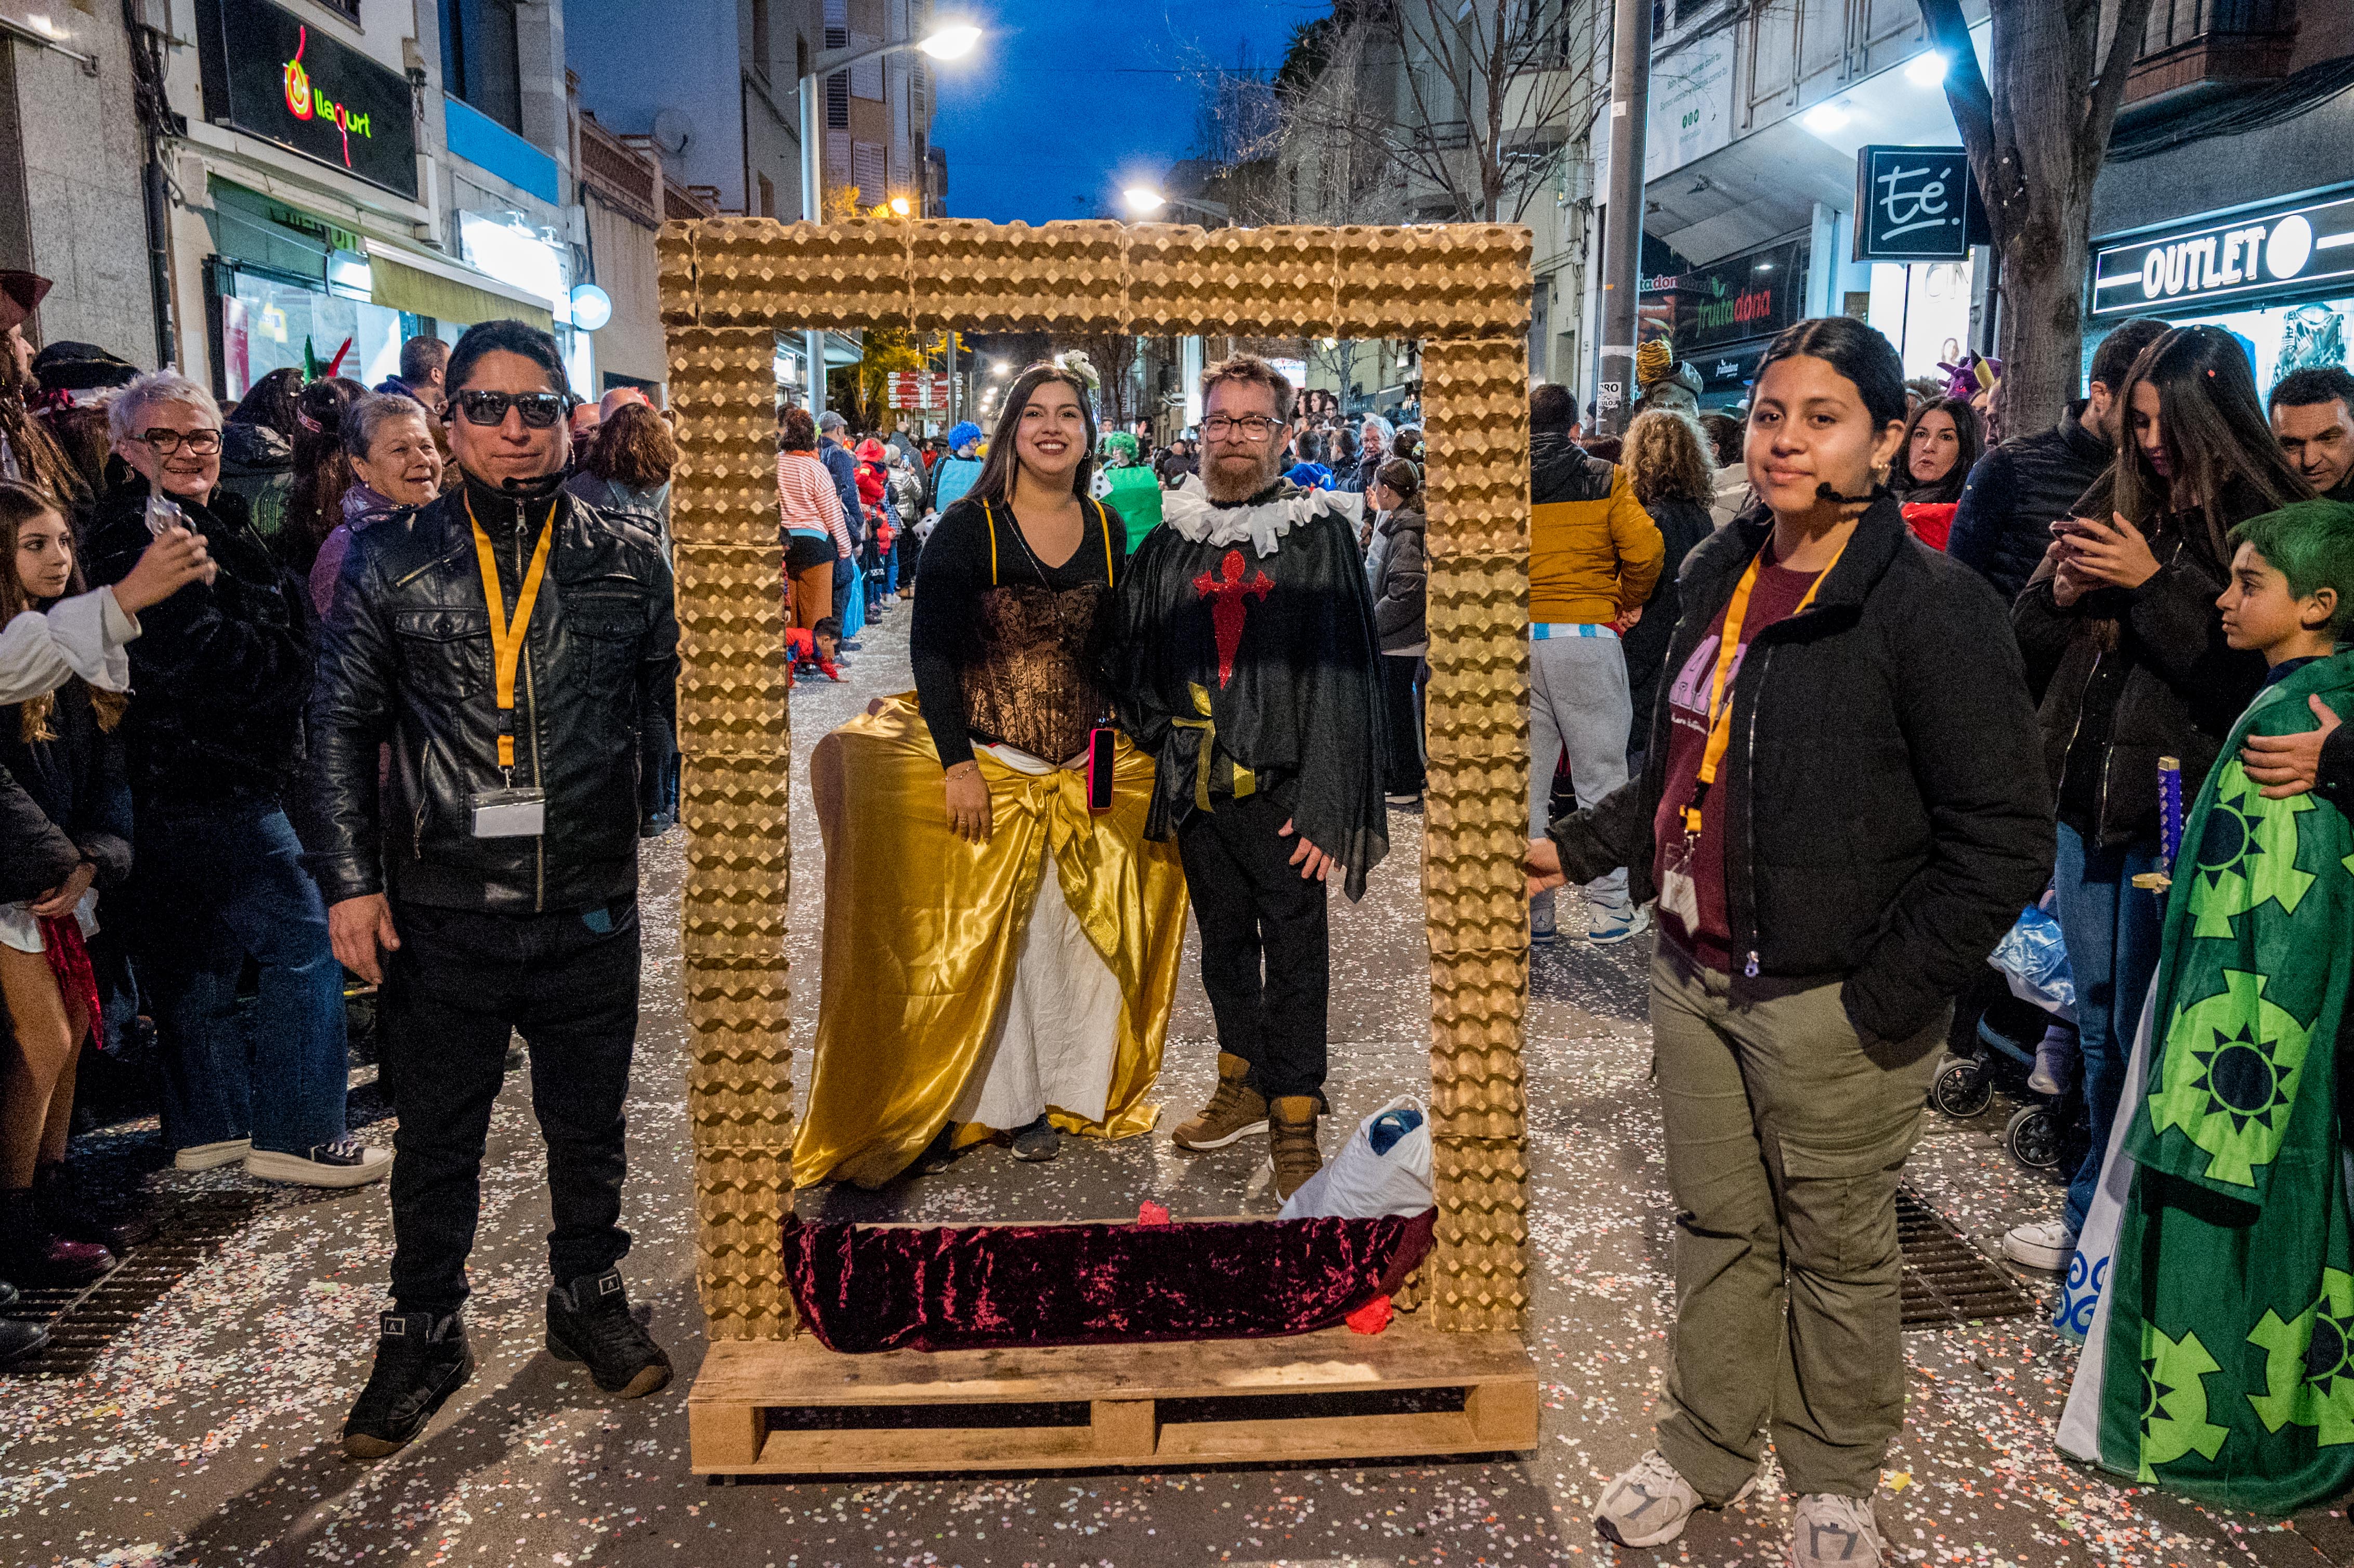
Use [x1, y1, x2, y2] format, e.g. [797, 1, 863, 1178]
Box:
[780, 1210, 1436, 1354]
[1902, 501, 1957, 551]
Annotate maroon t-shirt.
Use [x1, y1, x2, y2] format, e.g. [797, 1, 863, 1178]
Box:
[1652, 552, 1822, 971]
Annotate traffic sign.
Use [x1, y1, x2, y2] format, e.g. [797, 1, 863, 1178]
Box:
[888, 372, 950, 409]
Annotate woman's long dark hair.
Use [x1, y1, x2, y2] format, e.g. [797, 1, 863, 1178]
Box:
[969, 363, 1097, 507]
[1891, 397, 1983, 506]
[0, 479, 123, 740]
[285, 377, 365, 566]
[2112, 325, 2310, 566]
[228, 368, 304, 437]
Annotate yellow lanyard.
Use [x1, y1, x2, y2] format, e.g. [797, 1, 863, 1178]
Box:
[466, 495, 557, 772]
[1681, 538, 1845, 835]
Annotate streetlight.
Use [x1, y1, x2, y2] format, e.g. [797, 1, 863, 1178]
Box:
[797, 16, 982, 413]
[1121, 185, 1228, 224]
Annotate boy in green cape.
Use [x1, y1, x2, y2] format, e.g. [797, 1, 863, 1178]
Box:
[2060, 499, 2354, 1511]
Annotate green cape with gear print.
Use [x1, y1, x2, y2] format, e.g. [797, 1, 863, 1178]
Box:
[2097, 649, 2354, 1511]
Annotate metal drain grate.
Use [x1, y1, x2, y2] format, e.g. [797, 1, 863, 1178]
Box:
[1, 1191, 274, 1377]
[1898, 1184, 2039, 1329]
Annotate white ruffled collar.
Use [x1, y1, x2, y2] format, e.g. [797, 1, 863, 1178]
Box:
[1161, 476, 1364, 558]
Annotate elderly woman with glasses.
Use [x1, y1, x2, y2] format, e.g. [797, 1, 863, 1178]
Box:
[83, 371, 381, 1193]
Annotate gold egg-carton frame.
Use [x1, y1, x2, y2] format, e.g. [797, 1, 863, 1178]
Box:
[661, 219, 1535, 1362]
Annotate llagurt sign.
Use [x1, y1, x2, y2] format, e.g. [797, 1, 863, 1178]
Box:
[2094, 189, 2354, 319]
[196, 0, 417, 199]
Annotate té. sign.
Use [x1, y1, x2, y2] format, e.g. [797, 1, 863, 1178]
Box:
[1853, 146, 1988, 263]
[194, 0, 419, 200]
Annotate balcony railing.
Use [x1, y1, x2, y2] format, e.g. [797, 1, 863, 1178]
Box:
[2127, 0, 2296, 102]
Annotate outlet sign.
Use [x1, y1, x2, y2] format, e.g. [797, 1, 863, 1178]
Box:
[2093, 187, 2354, 318]
[194, 0, 417, 200]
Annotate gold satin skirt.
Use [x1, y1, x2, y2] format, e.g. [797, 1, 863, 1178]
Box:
[792, 694, 1188, 1188]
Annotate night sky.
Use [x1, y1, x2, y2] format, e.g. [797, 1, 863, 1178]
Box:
[928, 1, 1322, 224]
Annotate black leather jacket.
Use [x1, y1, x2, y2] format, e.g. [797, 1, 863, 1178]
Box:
[305, 474, 680, 914]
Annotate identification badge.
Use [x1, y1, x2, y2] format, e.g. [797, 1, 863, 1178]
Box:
[1657, 832, 1701, 930]
[471, 787, 547, 838]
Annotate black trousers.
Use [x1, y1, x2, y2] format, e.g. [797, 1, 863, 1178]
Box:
[382, 898, 642, 1316]
[1381, 655, 1425, 795]
[1175, 792, 1329, 1102]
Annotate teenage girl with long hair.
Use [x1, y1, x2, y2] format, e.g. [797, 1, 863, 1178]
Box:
[0, 479, 132, 1287]
[2004, 323, 2312, 1275]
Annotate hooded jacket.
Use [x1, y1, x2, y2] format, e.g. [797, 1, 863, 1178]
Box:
[1528, 430, 1663, 625]
[1548, 495, 2054, 1041]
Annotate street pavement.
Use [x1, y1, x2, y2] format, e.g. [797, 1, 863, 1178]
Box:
[4, 596, 2351, 1567]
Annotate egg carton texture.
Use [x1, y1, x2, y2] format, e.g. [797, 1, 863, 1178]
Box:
[691, 218, 914, 330]
[907, 219, 1130, 334]
[1333, 225, 1532, 339]
[660, 222, 1538, 1339]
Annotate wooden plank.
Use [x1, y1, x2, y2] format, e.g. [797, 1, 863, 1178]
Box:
[691, 1321, 1533, 1408]
[721, 1422, 1105, 1474]
[1155, 1410, 1485, 1462]
[686, 1402, 766, 1470]
[1464, 1379, 1541, 1446]
[1091, 1398, 1158, 1459]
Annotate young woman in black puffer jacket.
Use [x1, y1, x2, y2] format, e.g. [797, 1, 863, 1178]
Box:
[2002, 324, 2310, 1276]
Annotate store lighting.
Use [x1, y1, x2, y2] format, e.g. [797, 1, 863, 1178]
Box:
[1801, 103, 1850, 135]
[1905, 50, 1948, 87]
[919, 21, 982, 60]
[325, 247, 374, 301]
[569, 283, 613, 332]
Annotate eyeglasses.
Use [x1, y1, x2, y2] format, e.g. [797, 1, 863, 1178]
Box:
[1201, 413, 1281, 441]
[135, 428, 223, 455]
[454, 389, 568, 429]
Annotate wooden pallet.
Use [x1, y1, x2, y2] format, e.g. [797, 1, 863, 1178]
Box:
[689, 1318, 1540, 1475]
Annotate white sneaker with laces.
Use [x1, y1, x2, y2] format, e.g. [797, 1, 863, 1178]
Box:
[1531, 890, 1558, 945]
[173, 1137, 251, 1172]
[1789, 1492, 1885, 1566]
[1587, 903, 1652, 946]
[2002, 1217, 2078, 1273]
[245, 1139, 392, 1189]
[1593, 1448, 1754, 1549]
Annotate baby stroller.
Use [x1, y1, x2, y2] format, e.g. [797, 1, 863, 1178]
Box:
[1930, 903, 2089, 1174]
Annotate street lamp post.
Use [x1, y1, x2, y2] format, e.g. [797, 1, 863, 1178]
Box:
[1120, 186, 1228, 430]
[796, 20, 980, 415]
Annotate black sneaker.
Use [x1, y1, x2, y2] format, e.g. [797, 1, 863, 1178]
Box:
[545, 1269, 672, 1397]
[343, 1311, 475, 1459]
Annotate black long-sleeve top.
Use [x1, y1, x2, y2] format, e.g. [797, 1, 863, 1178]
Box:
[910, 495, 1127, 770]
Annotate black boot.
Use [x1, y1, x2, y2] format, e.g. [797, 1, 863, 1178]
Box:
[0, 1309, 46, 1368]
[34, 1164, 153, 1253]
[0, 1189, 113, 1287]
[545, 1268, 671, 1397]
[343, 1310, 475, 1460]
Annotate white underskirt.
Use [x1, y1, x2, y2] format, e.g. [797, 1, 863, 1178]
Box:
[948, 743, 1122, 1131]
[0, 888, 99, 956]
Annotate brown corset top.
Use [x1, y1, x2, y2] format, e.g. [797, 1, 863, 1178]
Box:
[960, 580, 1110, 763]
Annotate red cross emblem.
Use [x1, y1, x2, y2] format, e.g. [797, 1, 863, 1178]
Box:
[1192, 548, 1273, 689]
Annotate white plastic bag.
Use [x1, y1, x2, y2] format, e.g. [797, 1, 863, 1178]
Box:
[1279, 1094, 1434, 1220]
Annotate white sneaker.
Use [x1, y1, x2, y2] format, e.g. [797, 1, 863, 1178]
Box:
[245, 1139, 392, 1189]
[173, 1138, 252, 1172]
[1789, 1492, 1885, 1566]
[2002, 1218, 2077, 1273]
[1587, 903, 1652, 946]
[1594, 1448, 1754, 1549]
[1531, 891, 1557, 945]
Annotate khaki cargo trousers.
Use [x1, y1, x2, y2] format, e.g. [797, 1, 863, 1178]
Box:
[1647, 942, 1948, 1501]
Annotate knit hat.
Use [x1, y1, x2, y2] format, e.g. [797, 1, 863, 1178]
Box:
[1635, 338, 1675, 387]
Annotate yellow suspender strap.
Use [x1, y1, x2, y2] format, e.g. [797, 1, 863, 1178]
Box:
[983, 499, 999, 586]
[1681, 537, 1846, 837]
[466, 494, 558, 773]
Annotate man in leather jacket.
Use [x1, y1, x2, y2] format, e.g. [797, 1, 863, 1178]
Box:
[306, 320, 681, 1459]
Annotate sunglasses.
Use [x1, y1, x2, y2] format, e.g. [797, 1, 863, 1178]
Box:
[454, 389, 568, 429]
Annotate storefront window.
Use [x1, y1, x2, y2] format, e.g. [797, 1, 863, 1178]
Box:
[2129, 294, 2353, 393]
[217, 269, 406, 401]
[1867, 258, 1973, 383]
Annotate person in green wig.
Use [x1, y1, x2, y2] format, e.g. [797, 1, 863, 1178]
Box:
[2059, 498, 2354, 1512]
[1092, 430, 1162, 552]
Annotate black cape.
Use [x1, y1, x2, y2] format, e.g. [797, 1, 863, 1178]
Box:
[1104, 481, 1390, 899]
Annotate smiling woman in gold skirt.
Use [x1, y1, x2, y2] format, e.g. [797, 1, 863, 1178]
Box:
[791, 362, 1186, 1188]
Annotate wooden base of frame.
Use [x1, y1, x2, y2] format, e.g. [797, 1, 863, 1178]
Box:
[687, 1318, 1539, 1476]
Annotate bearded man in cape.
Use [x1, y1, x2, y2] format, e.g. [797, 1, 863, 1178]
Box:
[1103, 355, 1390, 1199]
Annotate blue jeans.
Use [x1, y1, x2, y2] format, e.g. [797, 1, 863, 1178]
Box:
[137, 800, 349, 1156]
[2052, 821, 2163, 1234]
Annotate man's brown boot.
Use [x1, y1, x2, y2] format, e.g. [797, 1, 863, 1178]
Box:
[1268, 1096, 1324, 1201]
[1171, 1053, 1268, 1151]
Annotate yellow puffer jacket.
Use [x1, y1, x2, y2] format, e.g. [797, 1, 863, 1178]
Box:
[1528, 432, 1664, 625]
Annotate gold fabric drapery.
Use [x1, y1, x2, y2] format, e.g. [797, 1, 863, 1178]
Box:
[792, 695, 1187, 1188]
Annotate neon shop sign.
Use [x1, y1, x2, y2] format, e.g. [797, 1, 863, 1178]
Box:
[282, 27, 374, 167]
[195, 0, 418, 199]
[2093, 188, 2354, 318]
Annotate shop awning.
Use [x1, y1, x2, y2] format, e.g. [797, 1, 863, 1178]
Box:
[369, 249, 552, 332]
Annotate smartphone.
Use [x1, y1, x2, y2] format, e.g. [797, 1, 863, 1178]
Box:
[1086, 727, 1116, 813]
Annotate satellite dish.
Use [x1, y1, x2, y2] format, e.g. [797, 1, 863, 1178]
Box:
[652, 108, 694, 156]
